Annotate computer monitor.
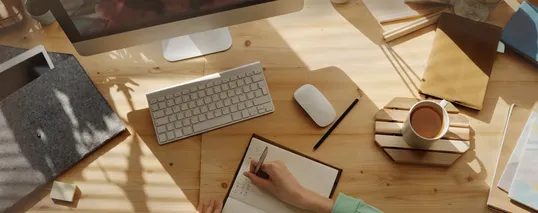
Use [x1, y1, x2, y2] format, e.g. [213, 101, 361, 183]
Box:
[50, 0, 303, 61]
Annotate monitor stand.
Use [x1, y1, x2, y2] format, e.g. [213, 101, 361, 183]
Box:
[162, 27, 233, 62]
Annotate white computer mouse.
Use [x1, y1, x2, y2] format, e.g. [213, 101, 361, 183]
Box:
[294, 84, 336, 127]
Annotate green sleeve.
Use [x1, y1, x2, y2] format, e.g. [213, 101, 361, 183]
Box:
[331, 193, 383, 213]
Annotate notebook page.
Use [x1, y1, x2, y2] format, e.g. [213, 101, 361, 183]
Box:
[228, 137, 339, 213]
[222, 197, 268, 213]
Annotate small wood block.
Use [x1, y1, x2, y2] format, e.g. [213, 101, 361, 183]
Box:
[375, 121, 470, 141]
[375, 109, 470, 127]
[51, 181, 77, 202]
[383, 148, 462, 166]
[375, 135, 470, 153]
[385, 97, 459, 113]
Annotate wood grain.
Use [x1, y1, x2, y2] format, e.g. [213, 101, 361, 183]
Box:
[383, 148, 463, 166]
[375, 121, 471, 140]
[375, 135, 470, 153]
[0, 0, 535, 213]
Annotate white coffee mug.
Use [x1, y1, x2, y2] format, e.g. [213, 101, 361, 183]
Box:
[401, 100, 450, 148]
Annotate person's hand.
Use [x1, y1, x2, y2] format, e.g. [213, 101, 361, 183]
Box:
[243, 160, 334, 213]
[197, 200, 222, 213]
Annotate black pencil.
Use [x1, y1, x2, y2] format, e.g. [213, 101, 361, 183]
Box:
[313, 98, 359, 150]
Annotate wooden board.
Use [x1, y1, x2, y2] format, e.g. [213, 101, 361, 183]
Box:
[375, 97, 471, 166]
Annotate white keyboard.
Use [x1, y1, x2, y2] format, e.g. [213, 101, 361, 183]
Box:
[146, 62, 275, 145]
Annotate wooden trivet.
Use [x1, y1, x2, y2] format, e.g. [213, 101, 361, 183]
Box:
[375, 97, 471, 166]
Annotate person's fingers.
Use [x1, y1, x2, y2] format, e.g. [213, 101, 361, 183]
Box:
[197, 201, 204, 213]
[249, 159, 258, 173]
[213, 200, 223, 213]
[204, 200, 215, 213]
[243, 171, 275, 194]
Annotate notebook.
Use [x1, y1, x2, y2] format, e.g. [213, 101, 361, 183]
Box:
[508, 120, 538, 211]
[498, 112, 537, 192]
[222, 135, 342, 213]
[487, 105, 535, 213]
[419, 13, 502, 110]
[501, 1, 538, 65]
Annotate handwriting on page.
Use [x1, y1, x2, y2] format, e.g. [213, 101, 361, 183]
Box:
[232, 146, 264, 197]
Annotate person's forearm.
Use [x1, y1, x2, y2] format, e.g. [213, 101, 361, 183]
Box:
[299, 190, 334, 213]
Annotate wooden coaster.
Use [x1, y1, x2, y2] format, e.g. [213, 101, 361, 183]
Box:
[375, 97, 471, 166]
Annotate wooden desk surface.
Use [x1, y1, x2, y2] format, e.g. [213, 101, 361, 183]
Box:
[1, 0, 537, 212]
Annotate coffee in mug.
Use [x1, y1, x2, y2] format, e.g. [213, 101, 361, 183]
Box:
[410, 106, 444, 139]
[402, 100, 450, 148]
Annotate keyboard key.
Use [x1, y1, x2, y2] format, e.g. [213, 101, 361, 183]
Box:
[188, 101, 196, 109]
[159, 102, 167, 109]
[205, 97, 212, 104]
[166, 95, 173, 100]
[191, 116, 199, 124]
[190, 87, 198, 93]
[254, 96, 271, 105]
[150, 104, 160, 111]
[255, 69, 262, 74]
[245, 77, 253, 84]
[167, 100, 175, 107]
[175, 129, 183, 138]
[198, 90, 206, 98]
[158, 134, 167, 143]
[214, 86, 222, 93]
[206, 88, 214, 95]
[237, 79, 244, 87]
[175, 121, 183, 128]
[239, 94, 247, 102]
[150, 98, 158, 104]
[175, 98, 182, 105]
[169, 115, 177, 122]
[163, 108, 171, 116]
[252, 74, 264, 82]
[223, 106, 231, 114]
[207, 111, 215, 119]
[243, 86, 251, 93]
[197, 99, 204, 106]
[239, 73, 246, 78]
[167, 123, 175, 131]
[174, 92, 182, 97]
[232, 97, 239, 104]
[258, 106, 266, 113]
[177, 112, 184, 120]
[232, 112, 242, 121]
[249, 107, 258, 116]
[231, 76, 238, 81]
[157, 126, 167, 134]
[181, 103, 189, 111]
[220, 92, 228, 99]
[230, 81, 237, 89]
[215, 80, 222, 85]
[182, 95, 190, 102]
[238, 103, 246, 110]
[223, 78, 230, 83]
[235, 88, 243, 95]
[242, 110, 250, 118]
[231, 104, 239, 112]
[264, 103, 274, 112]
[198, 114, 207, 122]
[246, 100, 254, 108]
[246, 71, 254, 76]
[193, 108, 201, 115]
[207, 82, 214, 87]
[183, 119, 191, 126]
[228, 90, 235, 97]
[201, 106, 209, 113]
[247, 92, 255, 99]
[216, 101, 224, 108]
[191, 93, 198, 100]
[222, 84, 229, 91]
[185, 110, 193, 118]
[212, 95, 219, 102]
[261, 85, 269, 95]
[209, 103, 217, 111]
[250, 83, 259, 91]
[155, 117, 169, 126]
[182, 90, 189, 95]
[167, 131, 176, 140]
[193, 115, 232, 132]
[153, 110, 165, 118]
[214, 109, 222, 117]
[158, 96, 165, 102]
[183, 127, 193, 135]
[255, 89, 263, 98]
[224, 99, 232, 106]
[198, 84, 206, 90]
